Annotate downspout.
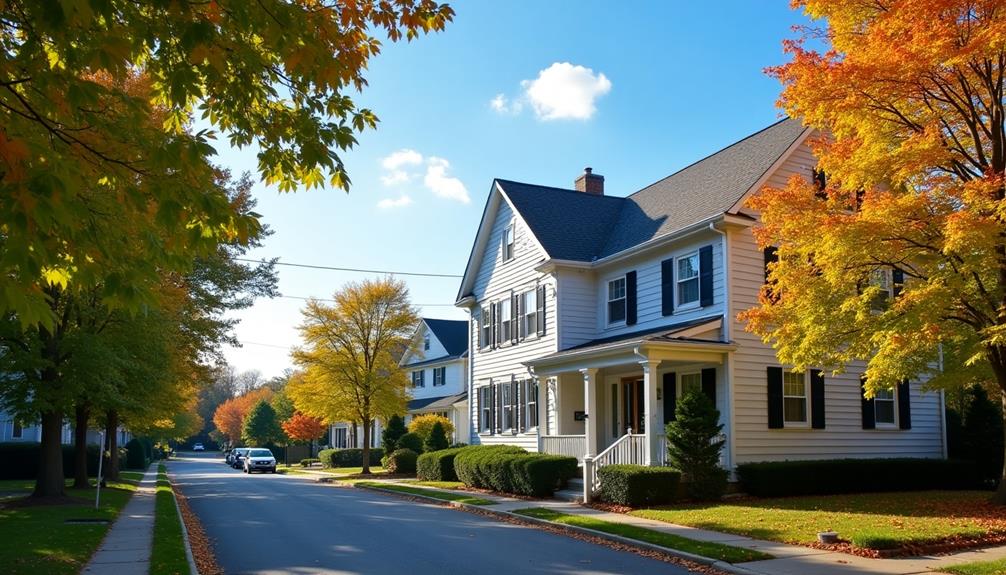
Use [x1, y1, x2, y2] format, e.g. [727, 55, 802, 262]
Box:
[708, 221, 736, 477]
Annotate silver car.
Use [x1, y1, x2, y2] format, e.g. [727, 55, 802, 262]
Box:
[243, 448, 277, 474]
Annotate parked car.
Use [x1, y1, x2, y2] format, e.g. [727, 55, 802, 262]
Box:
[230, 448, 250, 469]
[243, 448, 277, 474]
[193, 442, 205, 451]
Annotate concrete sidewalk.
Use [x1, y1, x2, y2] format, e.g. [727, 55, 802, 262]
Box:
[82, 466, 158, 575]
[365, 479, 1006, 575]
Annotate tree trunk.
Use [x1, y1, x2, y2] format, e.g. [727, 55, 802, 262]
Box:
[104, 410, 119, 482]
[32, 410, 65, 498]
[985, 348, 1006, 505]
[361, 417, 371, 475]
[73, 403, 90, 488]
[995, 389, 1006, 505]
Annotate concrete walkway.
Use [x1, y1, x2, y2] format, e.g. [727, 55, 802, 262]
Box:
[360, 478, 1006, 575]
[82, 466, 157, 575]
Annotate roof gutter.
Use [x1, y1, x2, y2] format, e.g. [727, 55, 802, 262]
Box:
[524, 338, 736, 371]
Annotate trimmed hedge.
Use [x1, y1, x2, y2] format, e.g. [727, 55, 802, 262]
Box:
[386, 448, 418, 475]
[396, 432, 423, 454]
[318, 448, 385, 469]
[416, 447, 465, 481]
[597, 465, 681, 507]
[736, 458, 981, 497]
[125, 438, 148, 470]
[0, 442, 100, 480]
[454, 445, 577, 497]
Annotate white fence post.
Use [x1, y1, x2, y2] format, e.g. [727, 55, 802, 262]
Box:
[582, 455, 594, 503]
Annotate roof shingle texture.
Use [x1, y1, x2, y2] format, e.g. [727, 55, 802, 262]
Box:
[424, 318, 469, 358]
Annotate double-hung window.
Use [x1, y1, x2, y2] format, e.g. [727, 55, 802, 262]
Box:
[412, 370, 425, 388]
[500, 298, 513, 343]
[501, 382, 513, 431]
[607, 276, 626, 324]
[677, 252, 700, 307]
[480, 306, 491, 349]
[679, 372, 702, 397]
[525, 379, 538, 429]
[874, 388, 896, 426]
[479, 386, 492, 433]
[870, 268, 892, 310]
[433, 367, 446, 387]
[522, 290, 538, 338]
[502, 224, 515, 262]
[782, 370, 808, 426]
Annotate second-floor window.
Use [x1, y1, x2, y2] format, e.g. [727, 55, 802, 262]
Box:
[677, 252, 700, 307]
[480, 306, 491, 349]
[522, 289, 538, 338]
[607, 276, 626, 324]
[500, 298, 513, 342]
[412, 370, 425, 388]
[433, 366, 446, 386]
[502, 223, 515, 262]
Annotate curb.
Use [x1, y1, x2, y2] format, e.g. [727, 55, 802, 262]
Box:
[165, 464, 200, 575]
[352, 483, 761, 575]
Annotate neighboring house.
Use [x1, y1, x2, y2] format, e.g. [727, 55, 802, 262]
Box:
[1, 407, 130, 446]
[455, 118, 947, 493]
[328, 318, 470, 448]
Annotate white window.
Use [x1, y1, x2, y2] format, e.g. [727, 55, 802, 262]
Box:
[433, 367, 446, 386]
[412, 370, 425, 388]
[11, 421, 22, 439]
[480, 306, 491, 349]
[607, 277, 626, 324]
[502, 382, 513, 430]
[677, 252, 700, 307]
[679, 372, 702, 396]
[500, 298, 513, 343]
[423, 333, 430, 351]
[783, 370, 808, 425]
[525, 379, 538, 429]
[502, 223, 515, 262]
[479, 386, 492, 433]
[875, 388, 896, 426]
[870, 268, 892, 309]
[522, 290, 538, 338]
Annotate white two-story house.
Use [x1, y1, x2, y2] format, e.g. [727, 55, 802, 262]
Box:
[455, 118, 947, 496]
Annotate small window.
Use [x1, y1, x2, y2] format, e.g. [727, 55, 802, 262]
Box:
[875, 388, 896, 426]
[522, 290, 538, 338]
[11, 421, 22, 439]
[412, 370, 425, 388]
[783, 370, 808, 425]
[500, 298, 512, 343]
[502, 223, 515, 262]
[423, 333, 430, 351]
[480, 306, 491, 349]
[479, 386, 492, 433]
[433, 367, 446, 386]
[679, 372, 702, 396]
[607, 277, 626, 324]
[525, 379, 538, 429]
[677, 252, 700, 307]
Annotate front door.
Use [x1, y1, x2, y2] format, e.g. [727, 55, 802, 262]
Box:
[622, 378, 644, 434]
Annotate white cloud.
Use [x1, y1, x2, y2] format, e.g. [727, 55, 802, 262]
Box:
[380, 149, 423, 186]
[377, 194, 413, 209]
[489, 93, 522, 115]
[424, 157, 470, 204]
[518, 62, 611, 121]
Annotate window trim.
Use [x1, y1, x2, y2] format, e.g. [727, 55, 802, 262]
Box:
[500, 298, 513, 344]
[433, 366, 446, 387]
[411, 370, 425, 388]
[782, 369, 810, 428]
[480, 306, 491, 350]
[873, 387, 898, 429]
[502, 223, 515, 263]
[478, 385, 492, 434]
[676, 250, 701, 310]
[523, 379, 539, 433]
[607, 275, 627, 325]
[501, 381, 514, 431]
[521, 289, 538, 340]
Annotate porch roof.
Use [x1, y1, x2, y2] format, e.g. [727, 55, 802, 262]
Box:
[407, 392, 467, 413]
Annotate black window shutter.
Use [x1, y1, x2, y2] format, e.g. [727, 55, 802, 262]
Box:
[701, 368, 717, 406]
[897, 380, 912, 429]
[767, 367, 784, 429]
[536, 285, 546, 336]
[490, 380, 496, 434]
[661, 259, 674, 316]
[892, 267, 905, 298]
[699, 245, 714, 307]
[663, 372, 677, 424]
[490, 303, 497, 349]
[861, 377, 876, 430]
[511, 292, 519, 344]
[496, 381, 503, 434]
[810, 369, 825, 429]
[625, 270, 637, 325]
[476, 314, 482, 349]
[518, 379, 526, 432]
[764, 246, 779, 283]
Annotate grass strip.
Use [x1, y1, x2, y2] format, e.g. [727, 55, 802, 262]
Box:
[944, 558, 1006, 575]
[356, 481, 496, 505]
[402, 479, 466, 489]
[150, 464, 189, 575]
[513, 507, 773, 563]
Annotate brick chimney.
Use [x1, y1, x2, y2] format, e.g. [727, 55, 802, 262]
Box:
[574, 167, 604, 195]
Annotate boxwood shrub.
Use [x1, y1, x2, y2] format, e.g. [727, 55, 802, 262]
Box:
[454, 445, 525, 488]
[125, 438, 148, 470]
[416, 447, 465, 481]
[0, 442, 100, 480]
[386, 448, 418, 475]
[396, 432, 423, 454]
[317, 448, 384, 469]
[453, 445, 577, 497]
[736, 458, 981, 497]
[597, 464, 681, 507]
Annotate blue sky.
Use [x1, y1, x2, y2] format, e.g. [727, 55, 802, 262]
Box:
[218, 1, 813, 378]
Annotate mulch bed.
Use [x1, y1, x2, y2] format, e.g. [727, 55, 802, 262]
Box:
[810, 532, 1006, 559]
[173, 485, 223, 575]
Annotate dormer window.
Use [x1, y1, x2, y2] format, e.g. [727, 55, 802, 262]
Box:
[502, 223, 515, 262]
[607, 276, 626, 324]
[677, 252, 700, 308]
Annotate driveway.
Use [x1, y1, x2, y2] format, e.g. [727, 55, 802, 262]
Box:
[170, 452, 701, 574]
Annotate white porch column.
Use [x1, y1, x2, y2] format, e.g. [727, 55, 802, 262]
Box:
[580, 368, 600, 457]
[536, 375, 547, 450]
[640, 359, 661, 466]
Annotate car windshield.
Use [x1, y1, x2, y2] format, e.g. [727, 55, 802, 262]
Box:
[248, 449, 272, 457]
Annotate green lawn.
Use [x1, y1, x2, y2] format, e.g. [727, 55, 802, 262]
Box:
[356, 482, 496, 505]
[402, 479, 466, 490]
[325, 466, 387, 475]
[944, 559, 1006, 575]
[631, 491, 1006, 551]
[513, 508, 772, 563]
[150, 464, 188, 575]
[0, 479, 137, 575]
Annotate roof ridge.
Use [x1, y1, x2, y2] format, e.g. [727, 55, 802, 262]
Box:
[495, 178, 627, 202]
[627, 116, 796, 199]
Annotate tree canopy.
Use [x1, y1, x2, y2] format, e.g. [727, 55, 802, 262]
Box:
[242, 399, 283, 447]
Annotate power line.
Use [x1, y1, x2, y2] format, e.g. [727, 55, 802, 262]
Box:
[236, 257, 463, 278]
[276, 294, 455, 307]
[237, 340, 293, 350]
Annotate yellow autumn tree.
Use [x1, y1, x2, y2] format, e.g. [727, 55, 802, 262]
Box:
[743, 0, 1006, 503]
[292, 278, 418, 474]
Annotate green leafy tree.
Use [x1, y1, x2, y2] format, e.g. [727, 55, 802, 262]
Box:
[423, 421, 449, 453]
[242, 400, 283, 447]
[382, 414, 407, 454]
[666, 391, 727, 501]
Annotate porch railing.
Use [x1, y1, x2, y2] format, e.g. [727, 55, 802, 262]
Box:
[587, 432, 646, 495]
[540, 435, 586, 460]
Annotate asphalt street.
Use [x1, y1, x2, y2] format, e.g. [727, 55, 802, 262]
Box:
[170, 452, 701, 575]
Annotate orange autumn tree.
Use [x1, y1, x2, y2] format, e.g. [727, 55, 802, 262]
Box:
[282, 413, 327, 444]
[213, 387, 273, 445]
[742, 0, 1006, 503]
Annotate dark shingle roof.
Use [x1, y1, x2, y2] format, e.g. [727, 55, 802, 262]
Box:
[497, 118, 807, 261]
[407, 392, 467, 413]
[424, 318, 468, 357]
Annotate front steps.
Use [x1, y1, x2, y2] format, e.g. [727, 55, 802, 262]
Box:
[554, 477, 585, 502]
